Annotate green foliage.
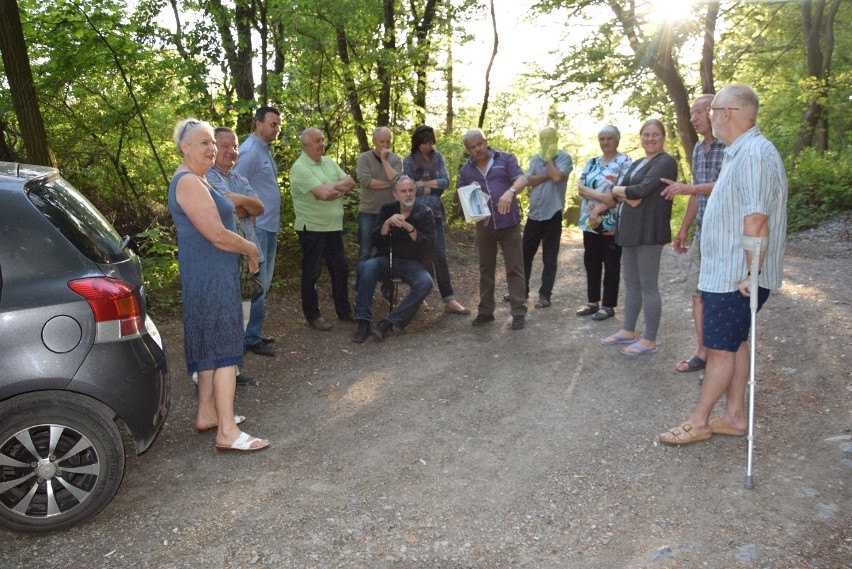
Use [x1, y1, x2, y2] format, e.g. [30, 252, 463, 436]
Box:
[2, 0, 850, 312]
[134, 226, 182, 311]
[786, 147, 852, 232]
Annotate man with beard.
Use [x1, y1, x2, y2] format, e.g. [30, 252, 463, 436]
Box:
[351, 176, 436, 343]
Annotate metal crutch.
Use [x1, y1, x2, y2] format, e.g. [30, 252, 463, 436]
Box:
[744, 237, 762, 490]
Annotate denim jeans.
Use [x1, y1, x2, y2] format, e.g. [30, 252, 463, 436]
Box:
[356, 212, 379, 272]
[297, 229, 352, 321]
[244, 228, 277, 347]
[354, 256, 432, 330]
[356, 211, 391, 299]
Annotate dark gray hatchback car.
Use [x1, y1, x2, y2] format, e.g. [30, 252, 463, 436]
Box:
[0, 162, 169, 533]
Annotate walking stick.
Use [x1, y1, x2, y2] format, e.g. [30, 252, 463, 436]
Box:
[744, 237, 762, 490]
[388, 227, 395, 313]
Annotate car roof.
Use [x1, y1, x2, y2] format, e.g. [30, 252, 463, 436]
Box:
[0, 161, 59, 184]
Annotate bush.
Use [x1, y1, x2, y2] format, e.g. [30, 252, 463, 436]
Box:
[134, 226, 181, 314]
[787, 147, 852, 232]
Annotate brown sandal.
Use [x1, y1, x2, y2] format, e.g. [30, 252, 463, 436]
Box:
[659, 422, 712, 445]
[709, 417, 746, 436]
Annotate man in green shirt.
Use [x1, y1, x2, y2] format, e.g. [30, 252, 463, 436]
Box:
[290, 128, 357, 331]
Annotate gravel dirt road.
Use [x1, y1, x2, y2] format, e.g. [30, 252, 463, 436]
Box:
[2, 217, 849, 568]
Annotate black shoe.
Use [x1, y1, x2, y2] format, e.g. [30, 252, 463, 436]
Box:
[246, 342, 276, 357]
[512, 315, 525, 330]
[372, 319, 393, 341]
[576, 303, 599, 317]
[352, 320, 369, 343]
[236, 373, 255, 385]
[592, 307, 615, 321]
[261, 336, 275, 344]
[471, 313, 495, 326]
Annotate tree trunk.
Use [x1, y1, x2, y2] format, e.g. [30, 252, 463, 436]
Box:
[335, 25, 369, 151]
[207, 0, 255, 133]
[699, 1, 718, 95]
[609, 1, 695, 163]
[445, 35, 454, 136]
[376, 0, 395, 127]
[251, 0, 270, 104]
[795, 0, 841, 154]
[478, 0, 498, 129]
[410, 0, 441, 125]
[0, 0, 56, 166]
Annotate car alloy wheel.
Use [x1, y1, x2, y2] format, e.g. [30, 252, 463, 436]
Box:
[0, 392, 125, 533]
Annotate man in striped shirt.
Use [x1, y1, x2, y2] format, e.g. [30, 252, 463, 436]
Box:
[660, 84, 788, 445]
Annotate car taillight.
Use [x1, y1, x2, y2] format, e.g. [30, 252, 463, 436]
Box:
[68, 278, 145, 342]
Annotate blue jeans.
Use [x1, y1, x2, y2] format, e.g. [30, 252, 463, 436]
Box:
[297, 229, 352, 321]
[356, 212, 379, 272]
[356, 211, 390, 299]
[244, 228, 277, 347]
[354, 256, 433, 330]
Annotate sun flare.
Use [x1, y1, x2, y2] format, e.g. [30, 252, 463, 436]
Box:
[647, 0, 695, 22]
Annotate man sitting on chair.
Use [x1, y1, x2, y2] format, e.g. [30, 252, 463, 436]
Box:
[352, 176, 436, 343]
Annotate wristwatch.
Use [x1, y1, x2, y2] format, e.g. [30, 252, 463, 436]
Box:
[406, 225, 415, 233]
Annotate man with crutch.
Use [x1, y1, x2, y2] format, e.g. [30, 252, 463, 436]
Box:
[658, 84, 787, 455]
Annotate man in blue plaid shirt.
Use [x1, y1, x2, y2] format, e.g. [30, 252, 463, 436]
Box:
[662, 94, 726, 374]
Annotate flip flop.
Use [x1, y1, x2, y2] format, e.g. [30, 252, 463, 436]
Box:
[196, 415, 245, 433]
[600, 334, 636, 346]
[676, 355, 706, 373]
[659, 422, 712, 445]
[216, 431, 269, 452]
[709, 417, 747, 436]
[621, 343, 659, 356]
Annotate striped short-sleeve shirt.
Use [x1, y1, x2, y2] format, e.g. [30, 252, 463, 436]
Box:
[692, 138, 726, 241]
[698, 127, 787, 293]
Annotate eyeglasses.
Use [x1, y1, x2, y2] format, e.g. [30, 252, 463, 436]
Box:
[179, 120, 199, 142]
[709, 107, 740, 116]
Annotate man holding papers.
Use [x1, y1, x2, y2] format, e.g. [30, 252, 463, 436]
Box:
[458, 129, 529, 330]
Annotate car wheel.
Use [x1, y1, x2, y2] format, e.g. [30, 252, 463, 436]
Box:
[0, 391, 125, 533]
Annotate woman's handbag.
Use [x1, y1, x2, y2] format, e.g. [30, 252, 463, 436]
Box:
[234, 217, 263, 300]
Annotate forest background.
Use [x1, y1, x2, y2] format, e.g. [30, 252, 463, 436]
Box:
[1, 0, 850, 310]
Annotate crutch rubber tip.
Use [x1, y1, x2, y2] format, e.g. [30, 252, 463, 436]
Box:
[744, 475, 754, 490]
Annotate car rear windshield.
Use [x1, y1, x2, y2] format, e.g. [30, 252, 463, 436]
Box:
[27, 178, 126, 264]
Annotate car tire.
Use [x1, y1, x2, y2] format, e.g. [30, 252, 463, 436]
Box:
[0, 391, 125, 533]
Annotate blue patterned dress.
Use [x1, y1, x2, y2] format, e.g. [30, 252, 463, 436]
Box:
[168, 171, 243, 373]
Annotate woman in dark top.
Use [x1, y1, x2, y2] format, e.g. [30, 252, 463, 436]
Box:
[601, 119, 678, 356]
[403, 125, 469, 315]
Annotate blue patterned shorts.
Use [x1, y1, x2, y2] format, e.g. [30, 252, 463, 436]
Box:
[701, 288, 770, 352]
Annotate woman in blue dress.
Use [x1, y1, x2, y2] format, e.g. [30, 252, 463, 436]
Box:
[168, 119, 268, 452]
